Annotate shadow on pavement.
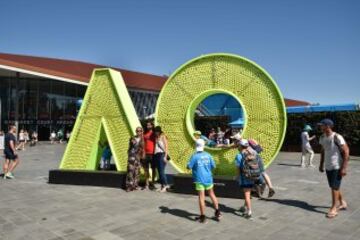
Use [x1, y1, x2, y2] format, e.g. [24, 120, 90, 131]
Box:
[205, 200, 242, 216]
[159, 206, 198, 221]
[277, 163, 301, 167]
[262, 198, 328, 214]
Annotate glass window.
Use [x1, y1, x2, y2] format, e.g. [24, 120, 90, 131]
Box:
[38, 79, 51, 120]
[0, 78, 9, 130]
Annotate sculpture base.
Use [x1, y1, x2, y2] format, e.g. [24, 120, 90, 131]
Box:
[48, 169, 126, 189]
[172, 174, 244, 199]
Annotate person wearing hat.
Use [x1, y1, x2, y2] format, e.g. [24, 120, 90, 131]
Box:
[193, 130, 217, 148]
[318, 119, 349, 219]
[187, 138, 222, 223]
[300, 124, 316, 168]
[235, 139, 262, 219]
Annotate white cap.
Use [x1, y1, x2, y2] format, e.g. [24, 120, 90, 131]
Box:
[195, 139, 205, 152]
[230, 133, 242, 141]
[239, 139, 249, 147]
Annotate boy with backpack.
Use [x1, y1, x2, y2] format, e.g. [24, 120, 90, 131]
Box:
[235, 139, 262, 218]
[248, 139, 276, 198]
[187, 138, 222, 223]
[229, 134, 275, 198]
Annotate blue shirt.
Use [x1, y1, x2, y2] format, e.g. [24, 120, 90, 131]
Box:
[102, 146, 112, 159]
[200, 135, 217, 147]
[187, 151, 216, 185]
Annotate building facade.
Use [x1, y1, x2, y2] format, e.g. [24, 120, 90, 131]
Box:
[0, 53, 309, 140]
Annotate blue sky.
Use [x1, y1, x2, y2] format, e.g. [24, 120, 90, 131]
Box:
[1, 0, 359, 104]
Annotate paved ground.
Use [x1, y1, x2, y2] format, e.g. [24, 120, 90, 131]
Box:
[1, 143, 360, 240]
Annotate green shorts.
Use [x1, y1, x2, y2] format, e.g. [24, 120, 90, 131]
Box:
[195, 183, 214, 191]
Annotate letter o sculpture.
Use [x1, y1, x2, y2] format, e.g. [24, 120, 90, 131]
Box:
[155, 53, 287, 176]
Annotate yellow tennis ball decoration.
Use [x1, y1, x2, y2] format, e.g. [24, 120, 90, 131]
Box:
[155, 53, 287, 176]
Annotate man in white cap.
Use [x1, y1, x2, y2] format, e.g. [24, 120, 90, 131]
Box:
[301, 124, 316, 168]
[187, 138, 222, 223]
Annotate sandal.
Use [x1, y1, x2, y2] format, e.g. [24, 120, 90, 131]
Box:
[326, 211, 338, 219]
[337, 204, 348, 211]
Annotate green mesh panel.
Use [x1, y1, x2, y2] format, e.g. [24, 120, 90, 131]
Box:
[60, 68, 141, 171]
[155, 53, 287, 176]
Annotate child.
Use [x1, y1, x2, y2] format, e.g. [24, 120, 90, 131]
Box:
[187, 138, 222, 223]
[100, 141, 112, 170]
[235, 139, 262, 218]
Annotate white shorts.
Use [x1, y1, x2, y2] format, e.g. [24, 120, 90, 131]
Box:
[302, 146, 314, 154]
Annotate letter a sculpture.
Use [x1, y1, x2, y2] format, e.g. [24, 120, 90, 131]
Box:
[60, 68, 141, 171]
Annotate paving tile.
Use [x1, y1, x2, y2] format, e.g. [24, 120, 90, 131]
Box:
[1, 144, 360, 240]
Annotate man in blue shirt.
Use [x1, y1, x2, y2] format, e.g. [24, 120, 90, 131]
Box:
[187, 138, 222, 223]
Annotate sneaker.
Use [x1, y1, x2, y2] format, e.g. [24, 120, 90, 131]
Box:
[255, 184, 263, 198]
[243, 210, 252, 219]
[308, 164, 316, 168]
[197, 215, 207, 224]
[3, 173, 7, 179]
[149, 183, 157, 190]
[214, 209, 222, 221]
[142, 185, 149, 190]
[159, 186, 169, 193]
[268, 188, 275, 198]
[6, 172, 15, 179]
[239, 206, 246, 213]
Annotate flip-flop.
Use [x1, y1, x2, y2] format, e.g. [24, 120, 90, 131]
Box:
[326, 211, 338, 219]
[337, 205, 348, 211]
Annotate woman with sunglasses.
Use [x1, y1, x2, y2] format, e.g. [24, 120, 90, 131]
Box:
[125, 126, 145, 192]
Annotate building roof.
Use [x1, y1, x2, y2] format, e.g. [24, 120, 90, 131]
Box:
[283, 98, 310, 107]
[0, 52, 309, 106]
[0, 52, 167, 91]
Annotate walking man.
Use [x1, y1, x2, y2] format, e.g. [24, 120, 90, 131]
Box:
[318, 119, 349, 218]
[301, 124, 316, 167]
[3, 125, 20, 179]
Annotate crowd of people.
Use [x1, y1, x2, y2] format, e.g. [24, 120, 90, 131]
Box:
[50, 129, 71, 144]
[13, 129, 39, 150]
[199, 127, 242, 148]
[98, 122, 170, 193]
[124, 123, 170, 193]
[1, 117, 350, 222]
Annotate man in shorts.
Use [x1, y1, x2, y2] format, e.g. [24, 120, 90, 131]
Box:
[187, 139, 222, 223]
[318, 119, 349, 219]
[3, 125, 20, 179]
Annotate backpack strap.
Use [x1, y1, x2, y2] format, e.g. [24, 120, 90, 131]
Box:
[333, 132, 345, 155]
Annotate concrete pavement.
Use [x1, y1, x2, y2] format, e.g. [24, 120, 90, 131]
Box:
[0, 143, 359, 240]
